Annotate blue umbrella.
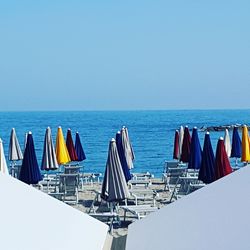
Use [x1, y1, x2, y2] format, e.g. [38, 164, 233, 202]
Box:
[74, 132, 86, 161]
[19, 132, 42, 184]
[198, 132, 215, 184]
[231, 126, 242, 159]
[188, 127, 202, 169]
[115, 131, 132, 182]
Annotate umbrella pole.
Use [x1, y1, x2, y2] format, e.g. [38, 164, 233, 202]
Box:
[11, 161, 15, 177]
[235, 158, 238, 167]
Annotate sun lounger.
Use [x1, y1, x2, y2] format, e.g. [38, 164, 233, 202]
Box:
[128, 179, 151, 189]
[119, 205, 159, 221]
[128, 189, 158, 206]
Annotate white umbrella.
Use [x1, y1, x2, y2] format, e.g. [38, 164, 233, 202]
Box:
[224, 129, 231, 158]
[8, 128, 23, 162]
[123, 126, 135, 161]
[178, 126, 184, 159]
[41, 127, 59, 170]
[0, 139, 9, 175]
[121, 128, 134, 170]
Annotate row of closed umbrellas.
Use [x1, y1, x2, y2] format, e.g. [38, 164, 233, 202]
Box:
[1, 127, 86, 184]
[172, 125, 250, 184]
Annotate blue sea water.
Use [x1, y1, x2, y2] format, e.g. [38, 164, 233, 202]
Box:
[0, 110, 249, 177]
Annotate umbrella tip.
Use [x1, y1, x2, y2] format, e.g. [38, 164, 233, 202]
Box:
[219, 137, 224, 140]
[58, 126, 61, 129]
[185, 125, 188, 128]
[122, 125, 126, 128]
[206, 131, 210, 135]
[117, 131, 121, 134]
[194, 126, 197, 129]
[111, 138, 116, 142]
[28, 131, 32, 135]
[68, 128, 71, 131]
[76, 131, 79, 134]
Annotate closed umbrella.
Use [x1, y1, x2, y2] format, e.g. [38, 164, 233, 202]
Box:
[241, 125, 250, 162]
[19, 132, 42, 184]
[9, 128, 23, 162]
[215, 137, 232, 180]
[66, 129, 78, 162]
[231, 127, 241, 165]
[121, 128, 134, 170]
[173, 130, 179, 160]
[180, 126, 191, 163]
[0, 139, 9, 174]
[41, 127, 58, 170]
[188, 127, 202, 169]
[8, 128, 23, 176]
[123, 126, 135, 161]
[224, 129, 231, 158]
[116, 131, 132, 182]
[55, 127, 71, 165]
[198, 132, 215, 184]
[179, 126, 184, 159]
[101, 138, 129, 202]
[75, 132, 86, 161]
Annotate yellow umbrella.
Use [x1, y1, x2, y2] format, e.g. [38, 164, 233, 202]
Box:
[55, 126, 71, 164]
[241, 125, 250, 162]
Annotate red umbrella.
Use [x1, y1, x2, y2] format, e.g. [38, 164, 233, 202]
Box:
[66, 129, 78, 161]
[180, 126, 191, 163]
[215, 137, 232, 180]
[173, 130, 179, 160]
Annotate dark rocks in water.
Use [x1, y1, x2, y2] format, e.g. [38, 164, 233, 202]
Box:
[199, 124, 247, 132]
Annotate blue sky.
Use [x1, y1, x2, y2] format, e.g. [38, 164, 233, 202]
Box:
[0, 0, 249, 111]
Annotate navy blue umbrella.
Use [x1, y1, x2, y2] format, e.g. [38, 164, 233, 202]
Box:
[19, 132, 42, 185]
[115, 131, 132, 182]
[231, 126, 242, 159]
[74, 132, 86, 161]
[198, 132, 215, 184]
[188, 127, 202, 169]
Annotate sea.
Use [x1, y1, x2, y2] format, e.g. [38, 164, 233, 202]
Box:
[0, 110, 249, 178]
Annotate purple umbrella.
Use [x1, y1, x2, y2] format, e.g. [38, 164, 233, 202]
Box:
[180, 126, 191, 163]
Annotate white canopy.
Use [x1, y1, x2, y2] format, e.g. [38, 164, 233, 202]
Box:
[126, 166, 250, 250]
[0, 173, 108, 250]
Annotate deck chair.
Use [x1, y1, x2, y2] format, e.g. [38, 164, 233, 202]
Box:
[163, 167, 187, 191]
[59, 173, 79, 204]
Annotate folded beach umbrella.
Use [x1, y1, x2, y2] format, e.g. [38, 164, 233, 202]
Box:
[116, 131, 132, 182]
[123, 126, 135, 162]
[173, 130, 179, 160]
[180, 126, 191, 163]
[8, 128, 23, 162]
[55, 127, 71, 165]
[19, 132, 42, 184]
[224, 129, 231, 158]
[188, 127, 202, 169]
[66, 129, 78, 162]
[121, 128, 134, 170]
[231, 127, 241, 158]
[0, 139, 9, 175]
[215, 137, 232, 180]
[198, 132, 215, 184]
[241, 125, 250, 162]
[75, 132, 86, 161]
[179, 126, 184, 159]
[101, 138, 130, 202]
[41, 127, 59, 171]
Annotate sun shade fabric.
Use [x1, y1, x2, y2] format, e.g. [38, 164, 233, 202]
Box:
[8, 128, 23, 161]
[180, 126, 191, 163]
[19, 133, 42, 184]
[173, 130, 179, 160]
[101, 139, 129, 202]
[231, 127, 241, 158]
[75, 132, 86, 161]
[66, 129, 78, 161]
[188, 127, 202, 169]
[41, 127, 58, 170]
[198, 132, 215, 184]
[55, 127, 71, 164]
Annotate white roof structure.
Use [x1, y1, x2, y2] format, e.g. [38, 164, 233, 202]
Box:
[0, 173, 108, 250]
[126, 166, 250, 250]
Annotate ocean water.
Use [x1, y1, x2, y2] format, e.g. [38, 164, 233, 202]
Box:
[0, 110, 249, 177]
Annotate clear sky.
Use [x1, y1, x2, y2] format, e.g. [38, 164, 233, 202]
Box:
[0, 0, 249, 111]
